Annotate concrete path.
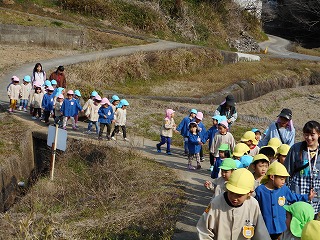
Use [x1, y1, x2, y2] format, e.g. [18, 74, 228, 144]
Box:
[259, 34, 320, 61]
[0, 40, 195, 101]
[9, 108, 212, 239]
[0, 40, 213, 239]
[2, 34, 319, 239]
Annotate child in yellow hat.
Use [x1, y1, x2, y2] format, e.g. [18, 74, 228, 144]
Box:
[276, 144, 290, 164]
[301, 220, 320, 240]
[197, 168, 271, 239]
[251, 154, 270, 187]
[254, 162, 316, 240]
[204, 158, 237, 199]
[241, 131, 260, 156]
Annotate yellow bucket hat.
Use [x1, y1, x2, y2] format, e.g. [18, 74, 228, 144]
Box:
[252, 153, 270, 164]
[233, 143, 250, 157]
[226, 168, 254, 194]
[241, 131, 258, 145]
[277, 144, 290, 156]
[301, 220, 320, 240]
[266, 161, 290, 177]
[268, 137, 282, 149]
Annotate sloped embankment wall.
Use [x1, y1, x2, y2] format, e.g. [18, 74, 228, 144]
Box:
[0, 24, 85, 48]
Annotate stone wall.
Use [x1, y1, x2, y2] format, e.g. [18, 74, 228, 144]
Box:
[0, 24, 85, 48]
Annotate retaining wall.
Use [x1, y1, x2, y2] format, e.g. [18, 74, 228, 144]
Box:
[0, 24, 85, 48]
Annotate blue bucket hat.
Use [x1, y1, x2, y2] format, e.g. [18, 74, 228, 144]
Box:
[240, 155, 253, 168]
[44, 80, 52, 87]
[23, 75, 31, 82]
[111, 95, 120, 103]
[190, 109, 197, 114]
[74, 90, 81, 97]
[51, 79, 57, 85]
[91, 91, 98, 97]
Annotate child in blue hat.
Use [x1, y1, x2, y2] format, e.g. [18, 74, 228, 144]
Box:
[176, 108, 197, 155]
[19, 75, 32, 112]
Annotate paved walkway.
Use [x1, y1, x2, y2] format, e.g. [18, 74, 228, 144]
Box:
[0, 41, 212, 239]
[2, 34, 319, 239]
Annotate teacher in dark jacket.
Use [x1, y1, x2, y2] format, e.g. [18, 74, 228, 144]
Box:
[49, 65, 66, 88]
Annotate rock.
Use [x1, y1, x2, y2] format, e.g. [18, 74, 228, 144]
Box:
[228, 31, 260, 53]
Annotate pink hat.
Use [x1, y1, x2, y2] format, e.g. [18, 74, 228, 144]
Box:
[57, 94, 64, 99]
[196, 112, 203, 121]
[101, 97, 111, 105]
[67, 90, 74, 95]
[33, 81, 41, 87]
[47, 86, 54, 91]
[219, 120, 229, 129]
[11, 76, 19, 82]
[94, 95, 102, 101]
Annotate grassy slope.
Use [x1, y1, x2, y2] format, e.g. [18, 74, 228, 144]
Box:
[1, 0, 265, 49]
[1, 1, 320, 239]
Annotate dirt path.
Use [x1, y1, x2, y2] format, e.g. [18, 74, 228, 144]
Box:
[2, 36, 320, 239]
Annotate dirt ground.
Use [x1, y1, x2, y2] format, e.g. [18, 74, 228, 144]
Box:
[0, 43, 79, 78]
[1, 43, 319, 139]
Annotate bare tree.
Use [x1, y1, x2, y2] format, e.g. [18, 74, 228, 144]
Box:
[277, 0, 320, 31]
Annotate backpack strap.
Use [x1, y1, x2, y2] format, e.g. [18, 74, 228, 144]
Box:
[275, 123, 285, 144]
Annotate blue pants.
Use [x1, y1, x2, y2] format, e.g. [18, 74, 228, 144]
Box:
[20, 99, 28, 109]
[88, 120, 99, 134]
[157, 135, 171, 153]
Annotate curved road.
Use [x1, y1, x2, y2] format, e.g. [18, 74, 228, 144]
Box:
[259, 34, 320, 61]
[0, 40, 195, 102]
[1, 34, 320, 239]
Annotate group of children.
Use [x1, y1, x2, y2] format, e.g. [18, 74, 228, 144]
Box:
[185, 107, 320, 239]
[7, 74, 129, 141]
[153, 105, 320, 239]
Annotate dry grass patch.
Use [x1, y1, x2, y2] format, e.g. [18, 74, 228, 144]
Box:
[66, 47, 222, 97]
[1, 139, 184, 239]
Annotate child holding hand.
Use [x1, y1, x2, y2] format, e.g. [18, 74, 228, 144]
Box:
[255, 161, 316, 240]
[156, 109, 177, 155]
[204, 158, 236, 199]
[187, 122, 203, 170]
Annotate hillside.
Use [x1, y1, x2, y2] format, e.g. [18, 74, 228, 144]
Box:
[1, 0, 265, 51]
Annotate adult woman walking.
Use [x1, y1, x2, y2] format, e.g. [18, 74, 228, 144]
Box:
[259, 108, 295, 147]
[49, 65, 66, 88]
[213, 95, 237, 128]
[284, 120, 320, 217]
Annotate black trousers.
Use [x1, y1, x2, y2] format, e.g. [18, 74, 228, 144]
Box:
[111, 125, 126, 138]
[99, 123, 112, 137]
[43, 110, 51, 123]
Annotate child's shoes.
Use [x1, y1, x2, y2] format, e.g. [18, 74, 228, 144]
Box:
[208, 165, 214, 171]
[166, 151, 172, 155]
[156, 144, 161, 153]
[188, 164, 196, 170]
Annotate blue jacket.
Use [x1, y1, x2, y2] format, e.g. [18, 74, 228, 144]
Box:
[176, 116, 194, 137]
[259, 122, 295, 147]
[255, 184, 308, 235]
[61, 98, 82, 117]
[206, 125, 218, 149]
[41, 93, 54, 111]
[197, 122, 207, 143]
[187, 132, 202, 154]
[98, 105, 114, 124]
[211, 157, 222, 179]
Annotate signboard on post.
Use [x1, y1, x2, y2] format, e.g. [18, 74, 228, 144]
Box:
[47, 125, 67, 180]
[47, 125, 67, 151]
